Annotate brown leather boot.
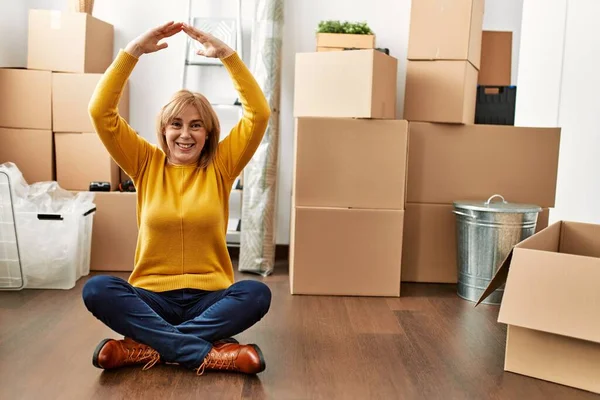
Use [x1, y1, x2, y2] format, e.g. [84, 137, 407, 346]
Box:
[195, 342, 265, 375]
[92, 338, 161, 371]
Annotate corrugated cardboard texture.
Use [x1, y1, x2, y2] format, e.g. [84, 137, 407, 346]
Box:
[0, 69, 51, 130]
[27, 10, 113, 73]
[316, 33, 375, 49]
[479, 31, 512, 86]
[294, 118, 408, 209]
[401, 204, 457, 283]
[404, 60, 478, 124]
[0, 128, 53, 183]
[294, 50, 397, 119]
[506, 326, 600, 394]
[402, 204, 549, 283]
[90, 192, 138, 271]
[55, 133, 120, 191]
[407, 0, 484, 69]
[52, 73, 129, 133]
[290, 207, 404, 297]
[407, 123, 561, 207]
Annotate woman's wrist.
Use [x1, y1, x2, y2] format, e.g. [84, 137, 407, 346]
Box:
[218, 47, 235, 59]
[124, 42, 144, 59]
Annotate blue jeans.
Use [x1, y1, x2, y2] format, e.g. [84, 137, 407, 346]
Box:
[82, 275, 271, 369]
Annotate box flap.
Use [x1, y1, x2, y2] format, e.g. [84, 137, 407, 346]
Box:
[498, 248, 600, 344]
[560, 221, 600, 257]
[476, 221, 562, 305]
[475, 250, 512, 306]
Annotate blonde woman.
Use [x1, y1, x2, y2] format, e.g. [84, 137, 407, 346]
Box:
[82, 21, 272, 375]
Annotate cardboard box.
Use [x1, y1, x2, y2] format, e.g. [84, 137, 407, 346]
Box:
[404, 60, 478, 124]
[293, 118, 408, 209]
[294, 50, 397, 119]
[479, 31, 512, 86]
[0, 69, 52, 130]
[90, 192, 138, 271]
[406, 123, 561, 207]
[54, 133, 120, 191]
[401, 204, 549, 283]
[0, 128, 53, 183]
[316, 33, 375, 51]
[27, 10, 114, 73]
[289, 207, 404, 297]
[52, 73, 130, 132]
[120, 169, 132, 184]
[478, 221, 600, 394]
[407, 0, 484, 69]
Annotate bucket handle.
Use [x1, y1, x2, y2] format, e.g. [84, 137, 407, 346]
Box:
[485, 194, 507, 206]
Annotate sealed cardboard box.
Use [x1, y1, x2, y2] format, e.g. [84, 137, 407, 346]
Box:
[52, 73, 130, 132]
[478, 221, 600, 394]
[27, 9, 114, 73]
[407, 0, 484, 69]
[54, 132, 120, 191]
[404, 60, 478, 124]
[0, 128, 53, 183]
[316, 33, 375, 51]
[294, 50, 397, 119]
[479, 31, 512, 86]
[289, 206, 404, 297]
[401, 204, 549, 283]
[90, 192, 138, 271]
[0, 69, 51, 130]
[407, 123, 561, 207]
[293, 118, 408, 209]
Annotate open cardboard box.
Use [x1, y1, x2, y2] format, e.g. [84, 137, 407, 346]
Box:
[477, 221, 600, 394]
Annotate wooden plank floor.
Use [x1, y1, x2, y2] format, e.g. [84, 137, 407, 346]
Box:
[0, 261, 597, 400]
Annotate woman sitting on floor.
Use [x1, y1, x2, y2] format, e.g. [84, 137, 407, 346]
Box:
[82, 21, 272, 375]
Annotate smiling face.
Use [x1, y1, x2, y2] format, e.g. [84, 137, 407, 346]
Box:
[157, 90, 221, 168]
[164, 104, 207, 165]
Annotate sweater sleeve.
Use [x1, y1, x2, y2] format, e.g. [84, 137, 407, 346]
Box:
[88, 49, 153, 180]
[216, 52, 271, 180]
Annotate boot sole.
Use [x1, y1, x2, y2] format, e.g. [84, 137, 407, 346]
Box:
[92, 338, 113, 369]
[251, 344, 266, 373]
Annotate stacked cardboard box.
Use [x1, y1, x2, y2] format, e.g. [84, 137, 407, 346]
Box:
[0, 8, 138, 272]
[0, 9, 125, 190]
[401, 0, 561, 284]
[290, 49, 408, 297]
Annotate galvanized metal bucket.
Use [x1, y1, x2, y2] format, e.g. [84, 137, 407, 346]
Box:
[453, 194, 542, 305]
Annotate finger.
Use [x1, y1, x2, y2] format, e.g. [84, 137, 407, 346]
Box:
[156, 42, 168, 51]
[161, 23, 183, 38]
[183, 24, 208, 41]
[196, 49, 207, 57]
[156, 20, 175, 33]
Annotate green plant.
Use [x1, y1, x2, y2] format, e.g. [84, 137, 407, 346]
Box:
[316, 20, 373, 35]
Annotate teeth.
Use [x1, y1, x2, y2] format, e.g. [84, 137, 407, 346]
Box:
[177, 143, 194, 149]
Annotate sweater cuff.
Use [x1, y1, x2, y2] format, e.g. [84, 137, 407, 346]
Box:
[112, 49, 139, 75]
[220, 52, 245, 75]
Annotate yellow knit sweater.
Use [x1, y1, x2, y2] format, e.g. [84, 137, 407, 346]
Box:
[89, 50, 270, 292]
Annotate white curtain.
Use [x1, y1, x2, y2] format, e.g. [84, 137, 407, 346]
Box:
[238, 0, 284, 276]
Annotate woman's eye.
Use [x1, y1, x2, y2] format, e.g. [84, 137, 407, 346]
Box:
[171, 122, 181, 127]
[192, 123, 202, 129]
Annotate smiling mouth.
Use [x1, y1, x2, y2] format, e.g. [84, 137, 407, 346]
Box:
[176, 143, 195, 150]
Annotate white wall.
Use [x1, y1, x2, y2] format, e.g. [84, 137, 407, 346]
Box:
[0, 0, 29, 67]
[517, 0, 600, 225]
[2, 0, 525, 244]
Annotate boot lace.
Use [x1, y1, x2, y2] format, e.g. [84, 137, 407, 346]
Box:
[195, 350, 238, 375]
[125, 346, 161, 371]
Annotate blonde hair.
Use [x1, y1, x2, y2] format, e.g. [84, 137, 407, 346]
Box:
[156, 89, 220, 168]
